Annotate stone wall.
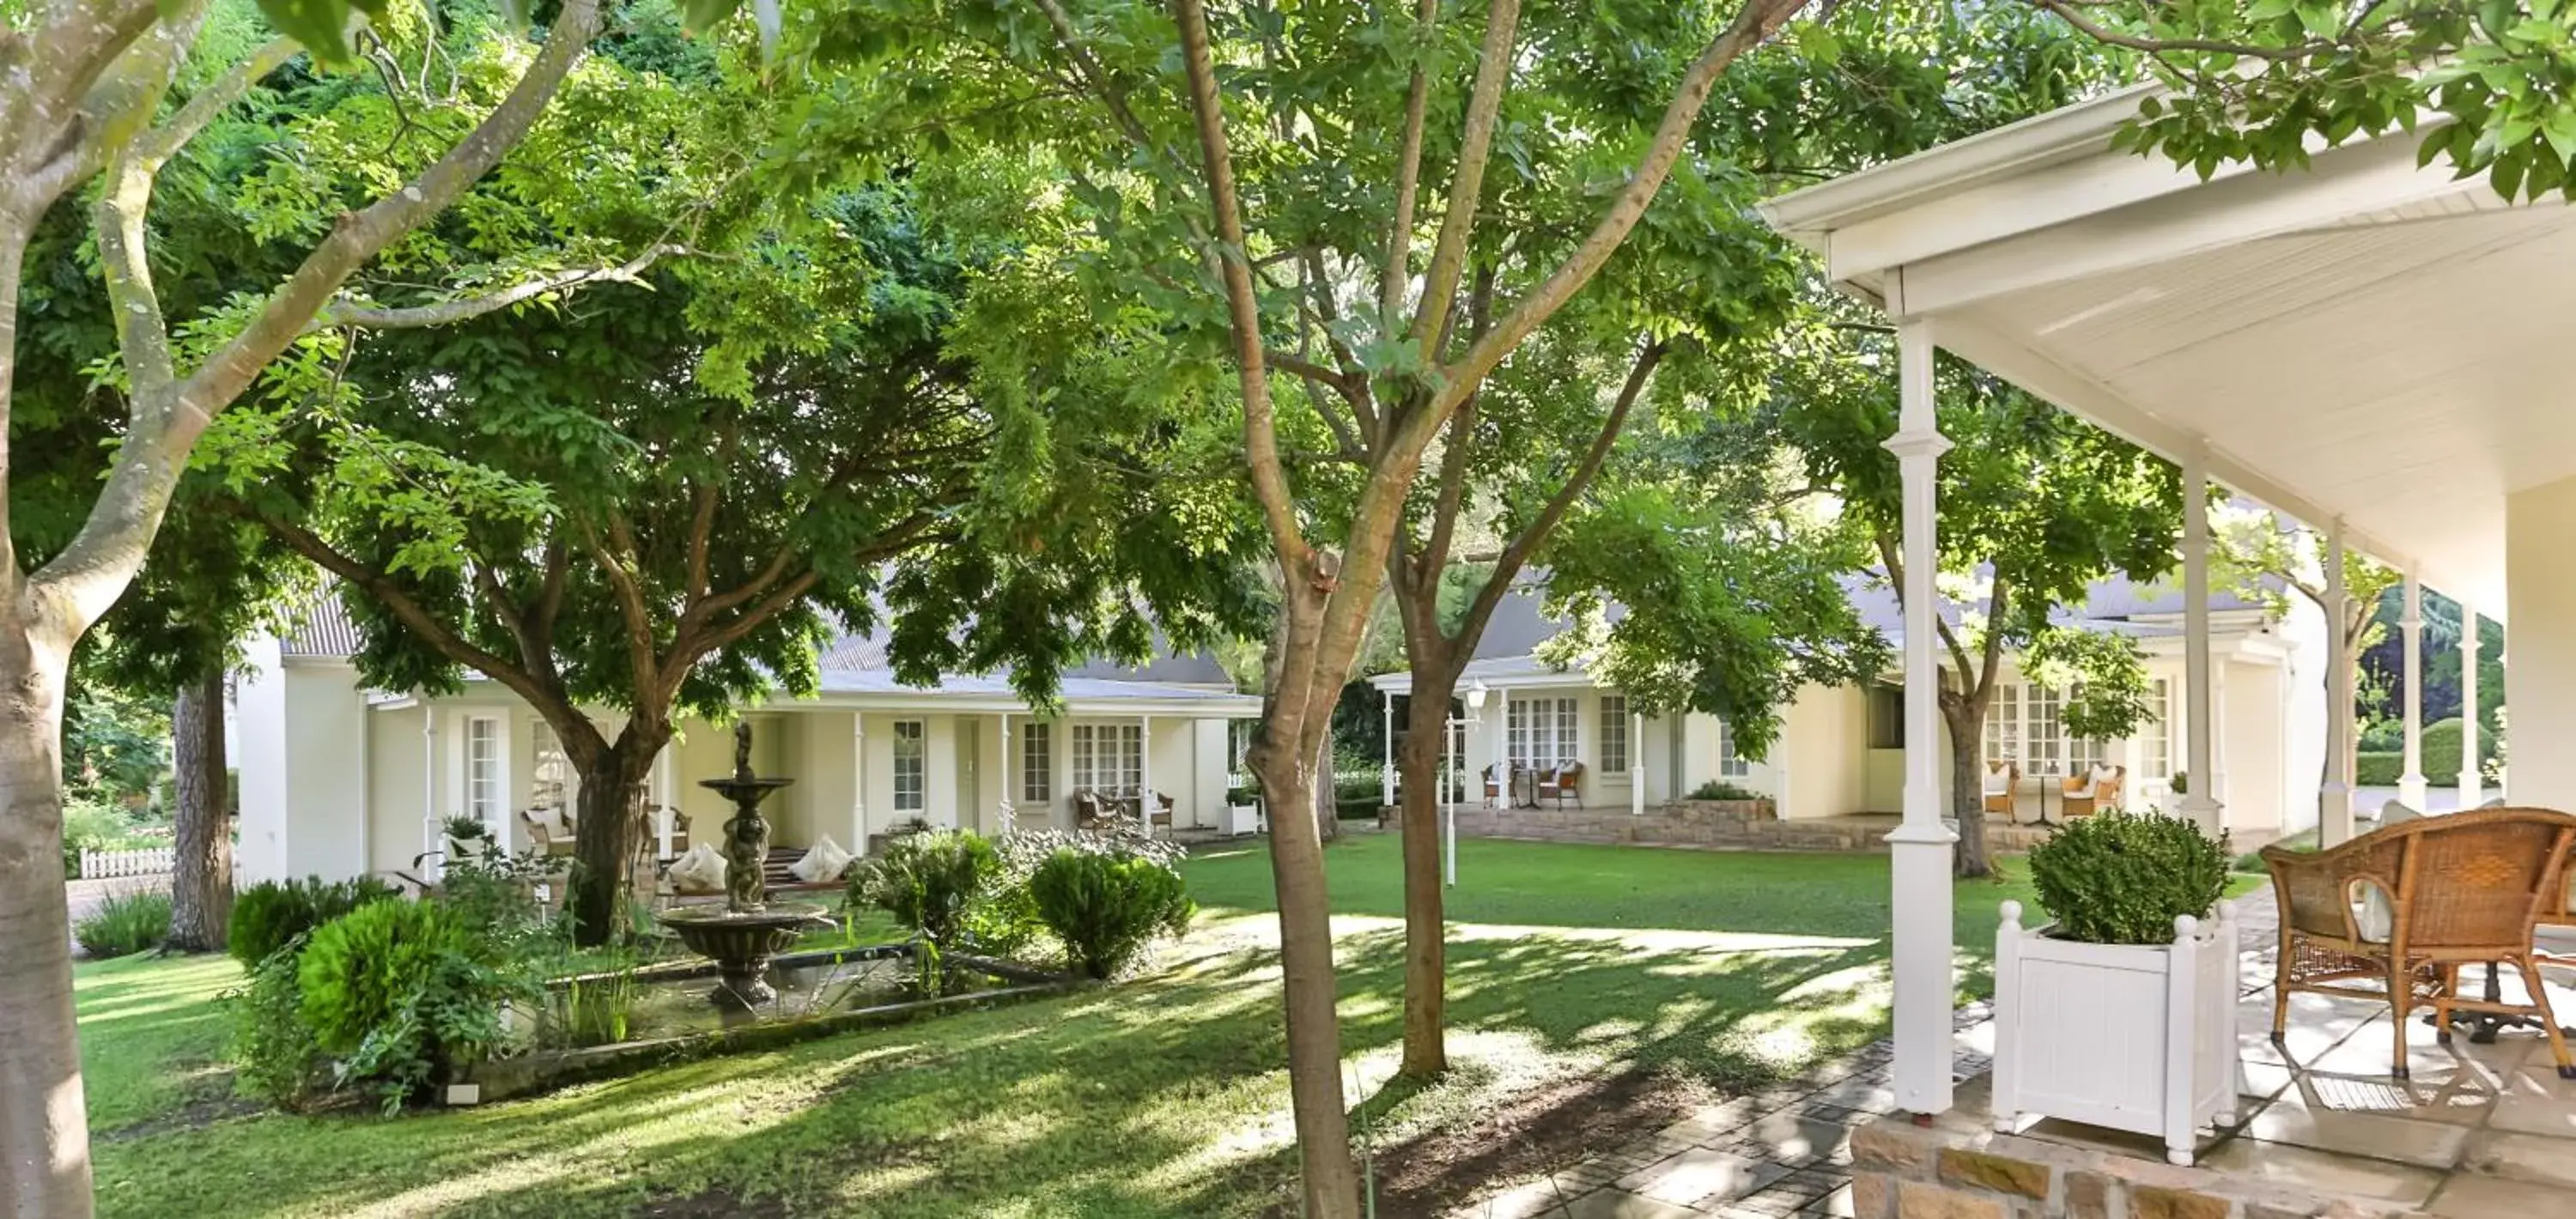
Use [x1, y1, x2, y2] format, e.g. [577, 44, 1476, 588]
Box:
[1850, 1114, 2431, 1219]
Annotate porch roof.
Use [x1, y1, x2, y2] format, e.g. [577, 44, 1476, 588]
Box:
[1760, 83, 2576, 615]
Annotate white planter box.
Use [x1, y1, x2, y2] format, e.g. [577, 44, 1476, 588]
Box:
[1220, 804, 1263, 836]
[1990, 900, 2241, 1165]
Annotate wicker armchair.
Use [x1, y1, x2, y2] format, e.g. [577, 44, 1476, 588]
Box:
[2260, 806, 2576, 1080]
[2059, 764, 2124, 819]
[1982, 762, 2020, 819]
[1537, 762, 1583, 810]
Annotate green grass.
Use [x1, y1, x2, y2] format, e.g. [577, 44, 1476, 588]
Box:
[80, 838, 2046, 1218]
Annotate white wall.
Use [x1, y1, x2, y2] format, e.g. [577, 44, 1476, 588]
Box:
[1780, 684, 1870, 821]
[2507, 474, 2576, 809]
[233, 636, 291, 884]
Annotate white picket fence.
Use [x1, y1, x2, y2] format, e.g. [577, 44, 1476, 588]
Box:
[80, 847, 176, 880]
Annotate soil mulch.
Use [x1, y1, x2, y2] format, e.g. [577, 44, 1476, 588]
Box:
[1366, 1067, 1722, 1219]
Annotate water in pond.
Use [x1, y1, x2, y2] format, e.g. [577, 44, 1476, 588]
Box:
[541, 949, 960, 1047]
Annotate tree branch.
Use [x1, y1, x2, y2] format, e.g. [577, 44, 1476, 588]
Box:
[2031, 0, 2335, 59]
[588, 511, 665, 711]
[1437, 0, 1805, 414]
[1376, 0, 1440, 324]
[33, 0, 606, 633]
[304, 243, 686, 333]
[1406, 0, 1521, 365]
[1172, 0, 1308, 567]
[129, 36, 300, 174]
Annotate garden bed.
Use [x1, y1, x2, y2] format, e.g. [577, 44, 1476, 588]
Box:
[458, 945, 1086, 1103]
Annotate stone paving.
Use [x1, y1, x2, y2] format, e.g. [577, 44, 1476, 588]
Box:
[1444, 891, 2272, 1219]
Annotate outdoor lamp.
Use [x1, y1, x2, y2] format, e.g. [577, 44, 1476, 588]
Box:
[1465, 680, 1488, 713]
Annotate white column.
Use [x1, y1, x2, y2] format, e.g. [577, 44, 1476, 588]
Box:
[2458, 601, 2483, 805]
[1885, 316, 1955, 1118]
[851, 714, 868, 851]
[1494, 688, 1511, 809]
[1382, 694, 1396, 807]
[1139, 714, 1155, 837]
[1629, 709, 1646, 816]
[1442, 713, 1457, 886]
[2178, 446, 2222, 834]
[2319, 519, 2355, 846]
[422, 713, 441, 883]
[998, 713, 1016, 832]
[2398, 573, 2428, 810]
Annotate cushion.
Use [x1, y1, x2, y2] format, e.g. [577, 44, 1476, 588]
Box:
[790, 836, 854, 884]
[1983, 766, 2013, 798]
[667, 843, 728, 895]
[2066, 774, 2097, 799]
[2351, 881, 2396, 943]
[546, 809, 575, 840]
[2379, 798, 2424, 825]
[2091, 763, 2121, 786]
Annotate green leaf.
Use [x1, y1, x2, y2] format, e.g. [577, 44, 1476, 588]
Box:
[253, 0, 358, 61]
[680, 0, 744, 36]
[2543, 111, 2576, 162]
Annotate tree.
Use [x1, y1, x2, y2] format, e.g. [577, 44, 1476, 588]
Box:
[1378, 1, 2129, 1078]
[1768, 311, 2183, 878]
[0, 0, 678, 1205]
[2033, 2, 2576, 203]
[2211, 506, 2401, 792]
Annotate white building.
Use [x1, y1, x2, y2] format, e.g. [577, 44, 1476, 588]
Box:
[232, 603, 1261, 886]
[1368, 573, 2328, 839]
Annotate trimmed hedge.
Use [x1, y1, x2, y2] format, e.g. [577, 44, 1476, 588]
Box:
[2348, 717, 2499, 788]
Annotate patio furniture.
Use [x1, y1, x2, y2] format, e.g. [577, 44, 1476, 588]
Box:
[2059, 764, 2124, 819]
[520, 808, 579, 858]
[655, 805, 691, 857]
[1537, 761, 1583, 810]
[1071, 789, 1115, 833]
[1481, 764, 1503, 805]
[1982, 762, 2019, 821]
[2260, 806, 2576, 1081]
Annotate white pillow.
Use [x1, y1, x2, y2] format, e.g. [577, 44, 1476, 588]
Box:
[2379, 798, 2423, 825]
[1983, 766, 2013, 798]
[546, 809, 575, 839]
[2067, 774, 2097, 799]
[790, 836, 854, 884]
[667, 843, 728, 895]
[2091, 763, 2120, 785]
[2351, 882, 2396, 943]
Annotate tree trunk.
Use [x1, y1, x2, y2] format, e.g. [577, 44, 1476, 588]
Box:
[1247, 730, 1361, 1216]
[566, 744, 653, 946]
[0, 622, 94, 1219]
[1945, 707, 1994, 879]
[164, 669, 231, 952]
[1396, 667, 1460, 1079]
[1313, 733, 1340, 844]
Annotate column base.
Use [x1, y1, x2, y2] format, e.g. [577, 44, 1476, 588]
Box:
[2318, 780, 2354, 847]
[1886, 828, 1956, 1116]
[2458, 779, 2486, 809]
[2176, 795, 2223, 839]
[2395, 775, 2428, 812]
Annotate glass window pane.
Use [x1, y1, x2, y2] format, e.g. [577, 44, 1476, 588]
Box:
[893, 720, 926, 812]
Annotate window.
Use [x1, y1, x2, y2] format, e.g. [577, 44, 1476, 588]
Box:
[892, 720, 926, 813]
[1600, 696, 1630, 773]
[1984, 684, 2021, 766]
[1866, 683, 1905, 749]
[466, 717, 500, 824]
[1504, 697, 1580, 767]
[1021, 722, 1053, 804]
[1718, 718, 1751, 779]
[2026, 686, 2064, 777]
[1072, 723, 1142, 793]
[2142, 679, 2173, 779]
[528, 719, 568, 812]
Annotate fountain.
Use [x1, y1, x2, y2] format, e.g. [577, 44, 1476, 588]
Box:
[659, 721, 830, 1009]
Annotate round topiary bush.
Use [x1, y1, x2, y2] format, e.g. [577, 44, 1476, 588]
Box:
[229, 875, 402, 967]
[2025, 812, 2230, 946]
[293, 897, 520, 1108]
[852, 829, 1002, 949]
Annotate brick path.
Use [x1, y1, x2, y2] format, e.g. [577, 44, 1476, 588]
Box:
[1447, 888, 2281, 1218]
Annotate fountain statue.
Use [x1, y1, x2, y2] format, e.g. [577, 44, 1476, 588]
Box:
[659, 721, 828, 1009]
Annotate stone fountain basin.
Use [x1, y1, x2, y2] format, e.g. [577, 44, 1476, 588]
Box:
[659, 904, 834, 1008]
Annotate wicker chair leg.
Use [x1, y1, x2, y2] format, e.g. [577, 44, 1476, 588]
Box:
[2512, 958, 2576, 1081]
[2270, 931, 2294, 1046]
[2434, 963, 2459, 1046]
[2389, 960, 2414, 1079]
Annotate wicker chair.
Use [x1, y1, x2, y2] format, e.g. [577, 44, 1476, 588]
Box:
[1537, 762, 1583, 810]
[1982, 762, 2020, 820]
[2059, 764, 2125, 819]
[2260, 806, 2576, 1080]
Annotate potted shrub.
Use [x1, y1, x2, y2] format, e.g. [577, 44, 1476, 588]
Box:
[1992, 811, 2238, 1166]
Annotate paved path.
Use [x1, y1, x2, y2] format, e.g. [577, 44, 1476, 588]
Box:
[1448, 889, 2282, 1218]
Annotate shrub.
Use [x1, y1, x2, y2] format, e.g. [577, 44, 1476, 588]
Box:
[227, 948, 328, 1109]
[1029, 849, 1194, 979]
[228, 875, 402, 967]
[853, 830, 1000, 949]
[1687, 780, 1762, 802]
[2026, 811, 2230, 946]
[74, 890, 172, 958]
[2354, 751, 2402, 786]
[296, 898, 526, 1109]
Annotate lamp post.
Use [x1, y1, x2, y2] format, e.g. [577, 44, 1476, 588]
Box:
[1445, 680, 1490, 887]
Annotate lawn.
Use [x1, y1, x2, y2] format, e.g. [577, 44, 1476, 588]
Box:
[77, 837, 2044, 1218]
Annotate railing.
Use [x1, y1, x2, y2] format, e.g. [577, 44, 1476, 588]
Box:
[80, 847, 176, 880]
